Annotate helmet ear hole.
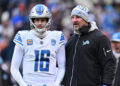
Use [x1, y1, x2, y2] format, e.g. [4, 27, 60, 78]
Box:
[46, 18, 49, 22]
[31, 18, 35, 23]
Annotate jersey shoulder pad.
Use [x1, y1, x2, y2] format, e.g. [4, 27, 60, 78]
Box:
[52, 31, 65, 45]
[13, 30, 29, 46]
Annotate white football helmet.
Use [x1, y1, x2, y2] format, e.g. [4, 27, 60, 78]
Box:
[29, 4, 51, 38]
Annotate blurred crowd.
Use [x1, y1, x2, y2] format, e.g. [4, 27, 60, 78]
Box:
[0, 0, 120, 86]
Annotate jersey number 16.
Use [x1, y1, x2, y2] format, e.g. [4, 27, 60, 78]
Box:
[34, 50, 50, 72]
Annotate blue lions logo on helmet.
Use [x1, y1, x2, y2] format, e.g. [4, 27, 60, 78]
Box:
[112, 32, 120, 42]
[36, 5, 44, 15]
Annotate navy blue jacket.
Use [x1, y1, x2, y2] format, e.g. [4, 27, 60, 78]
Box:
[63, 27, 116, 86]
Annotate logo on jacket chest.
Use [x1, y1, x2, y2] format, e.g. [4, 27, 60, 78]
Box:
[82, 40, 90, 45]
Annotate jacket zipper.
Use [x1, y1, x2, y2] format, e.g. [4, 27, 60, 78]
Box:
[103, 48, 106, 56]
[70, 35, 80, 86]
[112, 57, 119, 86]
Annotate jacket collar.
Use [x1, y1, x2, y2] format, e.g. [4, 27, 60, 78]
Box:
[89, 21, 98, 32]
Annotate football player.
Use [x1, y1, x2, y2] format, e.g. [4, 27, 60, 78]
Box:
[10, 4, 65, 86]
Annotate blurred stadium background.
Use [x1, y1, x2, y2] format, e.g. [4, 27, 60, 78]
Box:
[0, 0, 120, 86]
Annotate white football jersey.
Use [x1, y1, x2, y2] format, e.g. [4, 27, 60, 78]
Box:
[13, 30, 65, 84]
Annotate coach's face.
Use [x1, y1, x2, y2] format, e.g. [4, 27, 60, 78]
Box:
[72, 15, 88, 31]
[112, 42, 120, 53]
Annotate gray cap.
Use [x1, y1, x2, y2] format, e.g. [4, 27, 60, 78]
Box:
[71, 5, 90, 22]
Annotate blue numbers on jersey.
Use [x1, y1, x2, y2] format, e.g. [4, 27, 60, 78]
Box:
[34, 50, 50, 72]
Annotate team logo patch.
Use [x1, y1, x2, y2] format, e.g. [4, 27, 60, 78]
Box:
[83, 40, 90, 45]
[36, 5, 44, 15]
[27, 39, 33, 45]
[51, 39, 56, 46]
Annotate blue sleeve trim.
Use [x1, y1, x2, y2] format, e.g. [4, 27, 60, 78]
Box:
[59, 33, 65, 44]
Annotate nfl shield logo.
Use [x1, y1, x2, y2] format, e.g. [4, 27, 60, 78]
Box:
[51, 39, 56, 46]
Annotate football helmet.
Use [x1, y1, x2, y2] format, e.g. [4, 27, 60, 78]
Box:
[29, 4, 51, 38]
[112, 32, 120, 42]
